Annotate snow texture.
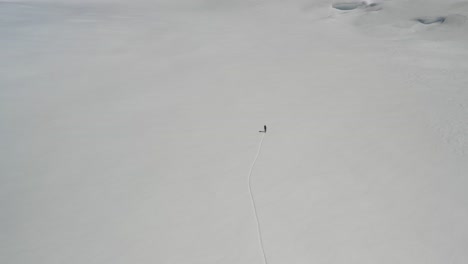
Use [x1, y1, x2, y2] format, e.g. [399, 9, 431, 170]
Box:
[1, 0, 468, 264]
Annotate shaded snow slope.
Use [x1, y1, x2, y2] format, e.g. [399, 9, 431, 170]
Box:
[1, 0, 468, 264]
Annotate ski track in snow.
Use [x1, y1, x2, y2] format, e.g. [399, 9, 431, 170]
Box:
[247, 132, 268, 264]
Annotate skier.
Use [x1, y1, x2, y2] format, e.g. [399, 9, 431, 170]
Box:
[259, 125, 267, 133]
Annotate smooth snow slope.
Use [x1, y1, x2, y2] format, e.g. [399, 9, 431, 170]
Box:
[1, 0, 468, 263]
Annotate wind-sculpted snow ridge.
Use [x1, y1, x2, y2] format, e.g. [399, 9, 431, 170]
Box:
[247, 133, 268, 264]
[415, 16, 446, 25]
[335, 0, 468, 39]
[332, 1, 381, 11]
[413, 14, 467, 26]
[332, 2, 366, 11]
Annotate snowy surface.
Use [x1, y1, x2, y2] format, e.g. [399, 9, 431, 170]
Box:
[1, 0, 468, 263]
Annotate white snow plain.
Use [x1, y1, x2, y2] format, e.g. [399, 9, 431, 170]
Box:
[1, 0, 468, 263]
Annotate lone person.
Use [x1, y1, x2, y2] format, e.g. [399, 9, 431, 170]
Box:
[259, 125, 267, 133]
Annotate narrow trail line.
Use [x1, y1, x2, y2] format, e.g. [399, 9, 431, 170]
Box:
[247, 133, 268, 264]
